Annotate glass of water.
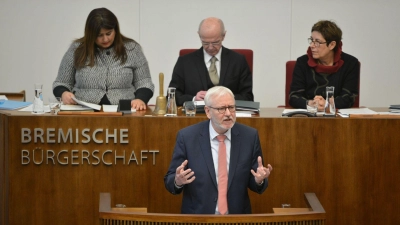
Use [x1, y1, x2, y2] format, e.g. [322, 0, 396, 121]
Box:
[33, 83, 44, 114]
[49, 97, 62, 115]
[184, 101, 196, 116]
[306, 100, 318, 113]
[325, 86, 336, 115]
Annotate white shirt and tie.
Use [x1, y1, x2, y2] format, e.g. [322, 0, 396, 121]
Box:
[209, 121, 231, 214]
[204, 48, 222, 85]
[192, 49, 223, 101]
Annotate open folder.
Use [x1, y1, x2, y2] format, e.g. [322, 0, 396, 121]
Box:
[194, 100, 260, 113]
[0, 100, 32, 110]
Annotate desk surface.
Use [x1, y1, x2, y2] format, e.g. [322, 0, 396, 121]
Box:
[0, 107, 393, 118]
[1, 107, 399, 225]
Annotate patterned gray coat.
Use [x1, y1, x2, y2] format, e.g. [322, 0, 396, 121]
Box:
[53, 41, 154, 105]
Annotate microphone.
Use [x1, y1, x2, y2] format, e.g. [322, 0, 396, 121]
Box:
[106, 51, 110, 55]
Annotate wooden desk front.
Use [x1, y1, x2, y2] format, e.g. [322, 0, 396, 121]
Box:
[1, 108, 399, 225]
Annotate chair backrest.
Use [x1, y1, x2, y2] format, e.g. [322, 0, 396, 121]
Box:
[285, 61, 296, 107]
[284, 61, 360, 107]
[0, 90, 26, 102]
[179, 49, 253, 74]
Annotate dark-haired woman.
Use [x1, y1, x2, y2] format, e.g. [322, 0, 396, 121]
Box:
[53, 8, 154, 110]
[289, 20, 359, 111]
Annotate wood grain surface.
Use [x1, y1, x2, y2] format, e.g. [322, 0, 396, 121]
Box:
[1, 108, 399, 225]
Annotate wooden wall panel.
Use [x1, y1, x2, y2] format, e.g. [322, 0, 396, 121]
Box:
[1, 111, 400, 225]
[0, 114, 6, 225]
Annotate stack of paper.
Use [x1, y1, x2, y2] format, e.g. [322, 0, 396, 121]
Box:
[194, 100, 260, 113]
[338, 108, 377, 117]
[102, 105, 118, 112]
[389, 104, 400, 113]
[60, 97, 101, 111]
[60, 105, 93, 111]
[72, 97, 101, 110]
[235, 100, 260, 113]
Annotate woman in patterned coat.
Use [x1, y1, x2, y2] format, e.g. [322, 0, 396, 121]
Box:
[53, 7, 154, 110]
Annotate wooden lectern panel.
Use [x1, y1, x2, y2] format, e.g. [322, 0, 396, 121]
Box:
[273, 208, 312, 213]
[99, 193, 325, 225]
[111, 207, 147, 213]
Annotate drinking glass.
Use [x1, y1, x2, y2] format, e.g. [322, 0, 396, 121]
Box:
[49, 97, 62, 115]
[325, 86, 336, 115]
[32, 83, 44, 114]
[166, 87, 177, 116]
[306, 100, 318, 113]
[183, 101, 196, 116]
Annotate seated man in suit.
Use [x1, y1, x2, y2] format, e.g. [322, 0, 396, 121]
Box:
[164, 86, 272, 214]
[168, 17, 253, 106]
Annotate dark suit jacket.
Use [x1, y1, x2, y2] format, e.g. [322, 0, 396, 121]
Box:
[164, 120, 268, 214]
[169, 47, 254, 106]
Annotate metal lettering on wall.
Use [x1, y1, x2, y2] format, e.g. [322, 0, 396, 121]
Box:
[20, 128, 159, 165]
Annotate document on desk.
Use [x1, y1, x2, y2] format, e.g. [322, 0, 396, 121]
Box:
[0, 100, 32, 110]
[236, 111, 254, 117]
[389, 104, 400, 110]
[338, 108, 378, 116]
[282, 109, 308, 114]
[18, 104, 50, 112]
[378, 112, 400, 115]
[195, 100, 260, 113]
[60, 105, 93, 111]
[71, 97, 101, 111]
[102, 105, 118, 112]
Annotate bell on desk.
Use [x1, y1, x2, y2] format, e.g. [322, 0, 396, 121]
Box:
[153, 73, 167, 115]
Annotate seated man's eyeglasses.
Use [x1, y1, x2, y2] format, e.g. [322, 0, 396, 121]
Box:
[201, 40, 222, 47]
[208, 105, 236, 114]
[307, 38, 327, 47]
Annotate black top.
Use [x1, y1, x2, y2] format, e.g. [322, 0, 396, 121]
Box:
[289, 52, 359, 109]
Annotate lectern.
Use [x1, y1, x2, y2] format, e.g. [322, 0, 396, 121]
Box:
[99, 193, 326, 225]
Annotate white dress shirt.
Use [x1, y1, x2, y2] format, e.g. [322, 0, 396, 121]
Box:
[203, 48, 222, 77]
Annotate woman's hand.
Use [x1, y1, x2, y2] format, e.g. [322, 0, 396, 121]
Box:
[314, 95, 326, 112]
[131, 99, 147, 110]
[61, 92, 77, 105]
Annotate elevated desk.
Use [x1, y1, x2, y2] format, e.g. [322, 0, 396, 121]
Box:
[1, 108, 399, 225]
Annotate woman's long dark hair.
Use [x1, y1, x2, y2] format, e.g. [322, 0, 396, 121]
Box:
[74, 8, 135, 68]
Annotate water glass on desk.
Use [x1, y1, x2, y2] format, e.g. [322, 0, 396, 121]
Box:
[306, 100, 318, 113]
[166, 87, 177, 116]
[324, 86, 336, 116]
[32, 83, 44, 114]
[49, 97, 62, 115]
[183, 101, 196, 116]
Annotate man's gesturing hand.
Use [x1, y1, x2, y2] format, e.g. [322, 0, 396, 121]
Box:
[251, 156, 273, 184]
[175, 160, 196, 186]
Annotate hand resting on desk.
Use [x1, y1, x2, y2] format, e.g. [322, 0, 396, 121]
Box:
[131, 99, 147, 110]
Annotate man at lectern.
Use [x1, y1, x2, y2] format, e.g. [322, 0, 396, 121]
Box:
[164, 86, 272, 214]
